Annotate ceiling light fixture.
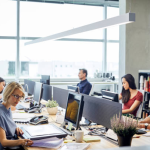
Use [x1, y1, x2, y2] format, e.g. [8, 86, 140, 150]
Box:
[25, 13, 135, 46]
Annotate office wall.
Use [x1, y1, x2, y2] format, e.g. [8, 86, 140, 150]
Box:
[119, 0, 150, 92]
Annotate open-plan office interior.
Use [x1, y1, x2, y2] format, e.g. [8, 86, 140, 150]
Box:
[0, 0, 150, 150]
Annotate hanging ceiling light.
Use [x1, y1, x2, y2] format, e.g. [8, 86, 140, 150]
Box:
[25, 13, 135, 46]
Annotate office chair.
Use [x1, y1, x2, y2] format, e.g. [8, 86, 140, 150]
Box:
[89, 84, 94, 96]
[136, 90, 145, 118]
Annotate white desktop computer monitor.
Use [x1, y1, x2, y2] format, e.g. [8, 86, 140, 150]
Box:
[64, 92, 84, 130]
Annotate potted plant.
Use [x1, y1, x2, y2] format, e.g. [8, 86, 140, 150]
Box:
[46, 100, 59, 115]
[111, 114, 138, 147]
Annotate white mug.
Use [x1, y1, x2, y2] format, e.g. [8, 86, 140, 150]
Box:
[75, 130, 84, 143]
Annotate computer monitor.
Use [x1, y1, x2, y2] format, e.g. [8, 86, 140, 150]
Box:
[82, 94, 122, 129]
[24, 79, 35, 95]
[67, 85, 80, 93]
[64, 92, 84, 130]
[101, 90, 119, 102]
[33, 82, 43, 105]
[41, 84, 52, 101]
[40, 75, 50, 85]
[53, 87, 69, 109]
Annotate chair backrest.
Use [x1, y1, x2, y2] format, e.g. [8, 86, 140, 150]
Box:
[136, 90, 145, 118]
[89, 84, 94, 96]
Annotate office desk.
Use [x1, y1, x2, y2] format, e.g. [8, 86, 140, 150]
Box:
[16, 108, 150, 150]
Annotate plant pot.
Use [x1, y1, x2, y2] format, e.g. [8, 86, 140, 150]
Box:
[117, 135, 133, 147]
[47, 107, 58, 115]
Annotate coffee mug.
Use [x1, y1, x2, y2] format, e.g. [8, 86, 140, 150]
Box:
[75, 130, 84, 143]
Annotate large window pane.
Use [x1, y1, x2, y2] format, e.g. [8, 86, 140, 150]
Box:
[20, 2, 103, 39]
[107, 7, 119, 40]
[0, 0, 16, 36]
[20, 40, 103, 78]
[107, 43, 119, 78]
[0, 40, 16, 77]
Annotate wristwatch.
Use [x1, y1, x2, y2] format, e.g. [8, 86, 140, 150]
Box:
[145, 123, 149, 130]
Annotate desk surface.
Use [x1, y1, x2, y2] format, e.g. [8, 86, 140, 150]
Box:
[15, 106, 150, 150]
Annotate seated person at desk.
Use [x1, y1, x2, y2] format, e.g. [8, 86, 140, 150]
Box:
[77, 69, 92, 95]
[0, 81, 33, 149]
[0, 77, 6, 100]
[138, 116, 150, 129]
[119, 74, 143, 116]
[66, 95, 79, 122]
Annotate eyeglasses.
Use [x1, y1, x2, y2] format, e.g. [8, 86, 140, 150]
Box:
[12, 94, 24, 100]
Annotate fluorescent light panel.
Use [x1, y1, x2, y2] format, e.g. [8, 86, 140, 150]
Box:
[25, 13, 135, 46]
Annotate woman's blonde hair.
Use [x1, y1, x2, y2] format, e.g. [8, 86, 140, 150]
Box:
[3, 81, 25, 102]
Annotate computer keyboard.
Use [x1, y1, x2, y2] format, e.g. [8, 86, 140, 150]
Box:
[59, 127, 72, 136]
[16, 104, 26, 110]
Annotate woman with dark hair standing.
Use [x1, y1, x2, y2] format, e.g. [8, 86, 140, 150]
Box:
[119, 74, 143, 116]
[0, 77, 6, 100]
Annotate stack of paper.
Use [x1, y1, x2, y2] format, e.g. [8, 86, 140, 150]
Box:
[12, 113, 35, 119]
[60, 143, 90, 150]
[31, 137, 63, 149]
[142, 132, 150, 137]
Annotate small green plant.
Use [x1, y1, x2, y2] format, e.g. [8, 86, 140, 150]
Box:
[111, 114, 138, 137]
[46, 100, 58, 108]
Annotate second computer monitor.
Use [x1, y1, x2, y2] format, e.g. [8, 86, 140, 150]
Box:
[40, 75, 50, 85]
[64, 92, 84, 130]
[24, 79, 35, 95]
[41, 84, 52, 101]
[101, 90, 119, 102]
[33, 82, 43, 105]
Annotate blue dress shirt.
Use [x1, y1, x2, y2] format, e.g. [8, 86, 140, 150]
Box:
[77, 79, 92, 95]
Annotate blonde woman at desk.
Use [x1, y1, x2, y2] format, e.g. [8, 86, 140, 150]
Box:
[119, 74, 143, 117]
[0, 81, 33, 149]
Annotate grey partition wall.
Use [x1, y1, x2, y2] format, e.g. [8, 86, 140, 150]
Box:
[24, 79, 35, 95]
[53, 87, 69, 109]
[41, 84, 52, 101]
[82, 94, 122, 129]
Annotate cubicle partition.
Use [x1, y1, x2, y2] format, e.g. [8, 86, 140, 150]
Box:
[53, 86, 69, 109]
[41, 84, 52, 101]
[82, 94, 122, 129]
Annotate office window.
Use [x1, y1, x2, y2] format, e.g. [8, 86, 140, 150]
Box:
[107, 43, 119, 78]
[107, 7, 119, 40]
[0, 0, 16, 36]
[0, 40, 16, 77]
[20, 40, 103, 78]
[20, 2, 103, 39]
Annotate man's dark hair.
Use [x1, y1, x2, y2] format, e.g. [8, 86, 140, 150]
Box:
[79, 69, 88, 77]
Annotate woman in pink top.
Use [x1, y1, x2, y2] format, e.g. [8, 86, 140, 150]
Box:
[119, 74, 143, 116]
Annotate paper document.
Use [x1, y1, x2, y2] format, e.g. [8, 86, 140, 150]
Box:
[31, 137, 63, 148]
[12, 113, 35, 119]
[25, 124, 62, 137]
[142, 132, 150, 136]
[60, 143, 90, 150]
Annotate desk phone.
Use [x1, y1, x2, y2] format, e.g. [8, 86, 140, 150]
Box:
[29, 115, 48, 125]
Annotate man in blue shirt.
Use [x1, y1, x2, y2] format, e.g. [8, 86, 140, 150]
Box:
[77, 69, 92, 95]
